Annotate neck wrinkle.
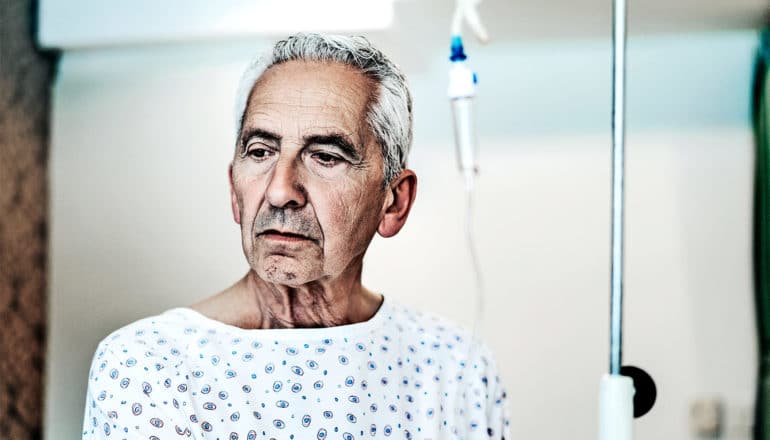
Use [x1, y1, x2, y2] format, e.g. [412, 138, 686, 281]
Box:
[240, 259, 371, 330]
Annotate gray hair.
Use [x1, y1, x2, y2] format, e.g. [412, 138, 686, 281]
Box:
[233, 33, 413, 186]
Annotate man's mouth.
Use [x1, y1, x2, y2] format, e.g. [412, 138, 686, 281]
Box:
[257, 229, 314, 243]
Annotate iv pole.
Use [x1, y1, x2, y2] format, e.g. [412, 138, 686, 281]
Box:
[599, 0, 656, 438]
[610, 0, 627, 381]
[598, 0, 635, 436]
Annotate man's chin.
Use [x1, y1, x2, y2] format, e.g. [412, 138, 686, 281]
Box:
[255, 255, 321, 286]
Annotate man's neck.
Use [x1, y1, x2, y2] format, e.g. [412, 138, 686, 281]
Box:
[191, 270, 383, 330]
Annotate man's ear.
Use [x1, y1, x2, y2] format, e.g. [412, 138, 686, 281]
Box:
[228, 163, 241, 225]
[377, 169, 417, 238]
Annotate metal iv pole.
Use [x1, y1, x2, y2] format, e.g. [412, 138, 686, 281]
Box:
[598, 0, 656, 437]
[609, 0, 627, 381]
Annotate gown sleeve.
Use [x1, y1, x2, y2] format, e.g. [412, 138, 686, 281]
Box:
[471, 342, 512, 440]
[81, 337, 193, 439]
[483, 360, 511, 440]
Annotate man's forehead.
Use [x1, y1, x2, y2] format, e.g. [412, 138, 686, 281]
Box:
[242, 60, 375, 145]
[248, 61, 372, 112]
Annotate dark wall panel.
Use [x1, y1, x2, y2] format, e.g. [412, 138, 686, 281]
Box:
[0, 1, 55, 438]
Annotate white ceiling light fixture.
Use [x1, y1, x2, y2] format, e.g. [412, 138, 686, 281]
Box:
[38, 0, 395, 50]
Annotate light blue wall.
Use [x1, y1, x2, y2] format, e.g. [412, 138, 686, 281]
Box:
[404, 30, 758, 143]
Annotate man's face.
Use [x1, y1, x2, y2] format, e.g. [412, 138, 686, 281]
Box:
[230, 60, 388, 286]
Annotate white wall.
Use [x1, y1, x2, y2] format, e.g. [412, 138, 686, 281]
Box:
[47, 31, 759, 439]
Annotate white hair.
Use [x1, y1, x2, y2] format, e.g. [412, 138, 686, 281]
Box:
[233, 33, 413, 186]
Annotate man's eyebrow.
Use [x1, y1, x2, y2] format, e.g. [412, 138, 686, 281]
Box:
[304, 134, 362, 161]
[240, 128, 282, 149]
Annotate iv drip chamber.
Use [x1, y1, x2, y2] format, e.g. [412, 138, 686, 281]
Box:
[451, 97, 478, 175]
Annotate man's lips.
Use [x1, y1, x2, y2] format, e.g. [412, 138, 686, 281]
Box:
[257, 229, 315, 243]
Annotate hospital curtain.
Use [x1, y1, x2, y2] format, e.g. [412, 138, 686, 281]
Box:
[754, 29, 770, 440]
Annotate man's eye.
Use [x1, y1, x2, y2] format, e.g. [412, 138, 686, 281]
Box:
[312, 152, 342, 166]
[248, 148, 271, 159]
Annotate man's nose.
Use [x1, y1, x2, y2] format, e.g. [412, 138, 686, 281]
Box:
[265, 156, 307, 209]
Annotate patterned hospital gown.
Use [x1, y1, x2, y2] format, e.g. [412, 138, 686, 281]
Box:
[82, 295, 511, 439]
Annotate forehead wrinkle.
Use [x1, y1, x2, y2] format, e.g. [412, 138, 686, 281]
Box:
[250, 92, 359, 129]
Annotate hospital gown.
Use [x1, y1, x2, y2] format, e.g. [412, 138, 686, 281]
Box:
[82, 295, 511, 439]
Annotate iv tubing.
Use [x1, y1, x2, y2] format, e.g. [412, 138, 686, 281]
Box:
[448, 35, 484, 352]
[609, 0, 627, 376]
[464, 172, 485, 345]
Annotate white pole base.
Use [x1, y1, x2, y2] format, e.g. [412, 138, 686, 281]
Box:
[599, 374, 634, 440]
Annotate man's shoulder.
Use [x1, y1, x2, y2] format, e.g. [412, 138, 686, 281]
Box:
[100, 308, 191, 343]
[88, 308, 195, 371]
[385, 298, 495, 359]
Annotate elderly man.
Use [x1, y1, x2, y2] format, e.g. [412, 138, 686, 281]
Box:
[83, 34, 510, 439]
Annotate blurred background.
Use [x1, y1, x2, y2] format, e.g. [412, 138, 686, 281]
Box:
[1, 0, 769, 438]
